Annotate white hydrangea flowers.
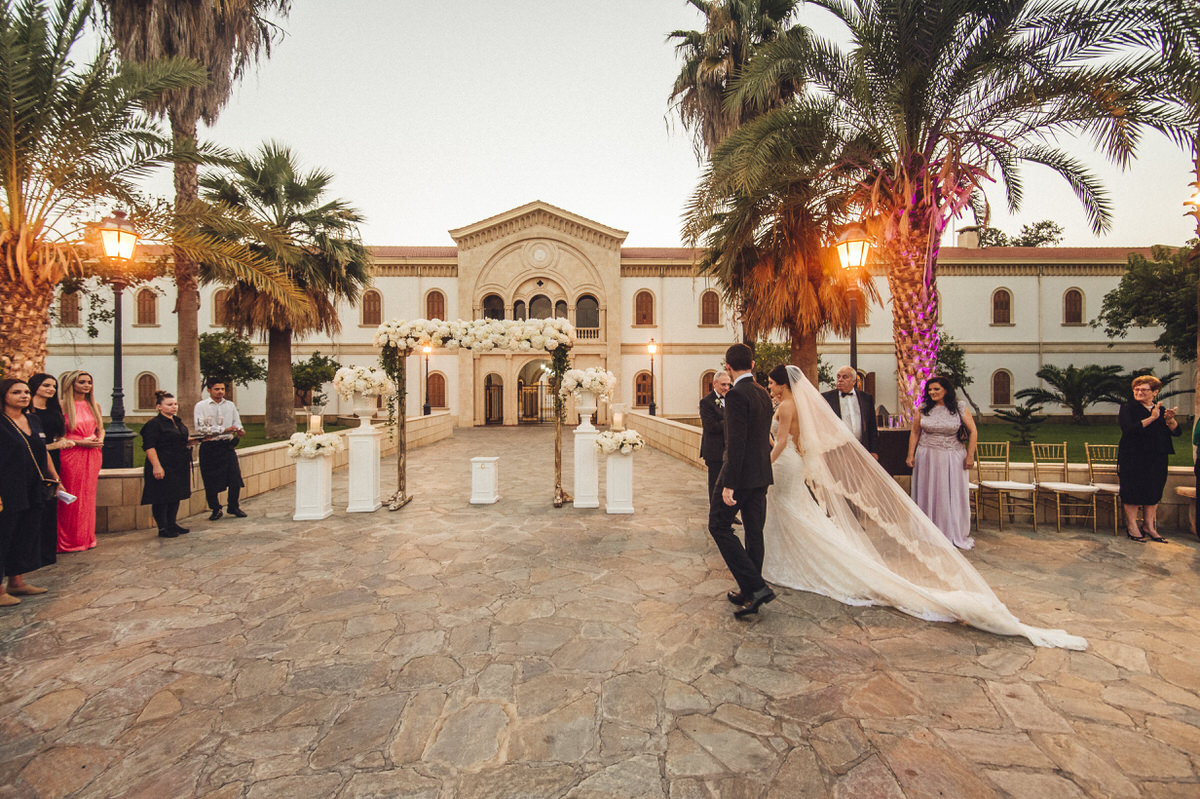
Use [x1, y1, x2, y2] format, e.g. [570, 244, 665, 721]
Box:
[373, 317, 575, 354]
[287, 432, 345, 459]
[560, 367, 616, 399]
[332, 365, 396, 399]
[594, 430, 645, 455]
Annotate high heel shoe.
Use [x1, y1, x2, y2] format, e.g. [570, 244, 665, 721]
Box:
[1126, 530, 1148, 542]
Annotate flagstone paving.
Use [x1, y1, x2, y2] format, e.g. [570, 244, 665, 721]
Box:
[2, 425, 1199, 798]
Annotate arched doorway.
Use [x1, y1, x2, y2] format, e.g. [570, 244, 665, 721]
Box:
[484, 373, 503, 425]
[517, 359, 552, 424]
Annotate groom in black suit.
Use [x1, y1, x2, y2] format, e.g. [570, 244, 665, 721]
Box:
[709, 343, 776, 617]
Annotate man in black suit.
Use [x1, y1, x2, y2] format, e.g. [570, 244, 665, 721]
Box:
[709, 343, 776, 617]
[822, 365, 879, 459]
[699, 371, 732, 502]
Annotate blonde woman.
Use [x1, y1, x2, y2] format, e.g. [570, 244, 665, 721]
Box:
[57, 370, 104, 552]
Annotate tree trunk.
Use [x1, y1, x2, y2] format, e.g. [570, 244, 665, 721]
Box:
[789, 324, 818, 386]
[171, 109, 202, 412]
[886, 236, 940, 423]
[0, 276, 54, 377]
[1192, 137, 1199, 426]
[265, 327, 295, 439]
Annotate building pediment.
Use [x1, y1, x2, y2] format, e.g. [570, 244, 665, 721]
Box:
[448, 200, 628, 251]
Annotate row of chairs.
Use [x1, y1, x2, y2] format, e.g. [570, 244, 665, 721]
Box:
[970, 442, 1121, 535]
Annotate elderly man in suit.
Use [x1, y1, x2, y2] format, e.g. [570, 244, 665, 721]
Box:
[699, 371, 732, 502]
[822, 366, 879, 459]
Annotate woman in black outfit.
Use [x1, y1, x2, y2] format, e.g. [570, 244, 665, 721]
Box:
[141, 391, 194, 538]
[1118, 375, 1181, 542]
[0, 378, 59, 606]
[28, 372, 71, 568]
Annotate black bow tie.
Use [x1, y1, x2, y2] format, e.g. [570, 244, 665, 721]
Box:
[841, 392, 854, 398]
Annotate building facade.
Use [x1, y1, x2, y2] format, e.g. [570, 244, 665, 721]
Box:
[45, 201, 1188, 425]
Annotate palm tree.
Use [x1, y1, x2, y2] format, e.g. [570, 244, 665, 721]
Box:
[668, 0, 803, 161]
[199, 142, 372, 440]
[732, 0, 1187, 418]
[1015, 364, 1125, 424]
[685, 100, 875, 382]
[99, 0, 292, 413]
[0, 0, 205, 375]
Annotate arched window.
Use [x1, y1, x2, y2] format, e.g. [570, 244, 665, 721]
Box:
[136, 373, 158, 410]
[554, 300, 568, 319]
[134, 288, 157, 326]
[701, 370, 716, 398]
[634, 291, 654, 326]
[576, 295, 599, 329]
[635, 371, 653, 407]
[361, 289, 382, 326]
[529, 294, 551, 319]
[991, 288, 1012, 325]
[513, 300, 527, 320]
[991, 371, 1013, 406]
[427, 373, 447, 408]
[59, 291, 80, 327]
[1063, 289, 1083, 325]
[213, 289, 232, 327]
[426, 290, 446, 321]
[482, 294, 505, 320]
[700, 290, 720, 325]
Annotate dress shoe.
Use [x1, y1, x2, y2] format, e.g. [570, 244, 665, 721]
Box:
[209, 508, 223, 521]
[170, 525, 190, 535]
[227, 507, 247, 518]
[727, 590, 746, 605]
[734, 586, 776, 618]
[158, 528, 180, 538]
[8, 584, 47, 596]
[733, 516, 743, 526]
[0, 593, 20, 607]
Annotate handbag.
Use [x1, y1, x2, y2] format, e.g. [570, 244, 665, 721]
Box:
[956, 423, 970, 444]
[4, 414, 59, 502]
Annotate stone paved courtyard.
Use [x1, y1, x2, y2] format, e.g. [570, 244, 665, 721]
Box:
[2, 425, 1199, 798]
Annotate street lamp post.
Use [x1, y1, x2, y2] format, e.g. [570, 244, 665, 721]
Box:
[98, 211, 139, 469]
[647, 338, 657, 417]
[422, 345, 432, 416]
[835, 225, 872, 373]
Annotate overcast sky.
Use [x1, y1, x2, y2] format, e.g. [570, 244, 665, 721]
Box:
[152, 0, 1196, 249]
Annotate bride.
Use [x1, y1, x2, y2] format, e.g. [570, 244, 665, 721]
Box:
[761, 364, 1086, 651]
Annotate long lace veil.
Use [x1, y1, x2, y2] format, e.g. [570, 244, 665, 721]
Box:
[784, 365, 1086, 650]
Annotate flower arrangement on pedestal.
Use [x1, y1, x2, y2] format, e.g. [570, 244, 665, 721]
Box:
[332, 365, 396, 398]
[559, 367, 616, 399]
[595, 430, 645, 455]
[287, 432, 344, 459]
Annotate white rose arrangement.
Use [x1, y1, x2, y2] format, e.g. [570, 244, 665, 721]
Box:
[594, 430, 645, 455]
[373, 317, 575, 354]
[333, 365, 396, 399]
[287, 432, 345, 459]
[560, 367, 616, 399]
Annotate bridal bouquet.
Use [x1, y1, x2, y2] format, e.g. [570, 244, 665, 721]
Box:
[595, 430, 645, 455]
[287, 432, 344, 459]
[333, 365, 396, 399]
[560, 367, 616, 399]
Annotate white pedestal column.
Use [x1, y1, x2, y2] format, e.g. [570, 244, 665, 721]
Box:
[293, 455, 333, 520]
[346, 425, 382, 513]
[470, 457, 500, 504]
[605, 452, 635, 514]
[573, 428, 600, 509]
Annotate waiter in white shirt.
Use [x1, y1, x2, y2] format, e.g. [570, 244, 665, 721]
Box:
[821, 366, 879, 459]
[194, 378, 247, 520]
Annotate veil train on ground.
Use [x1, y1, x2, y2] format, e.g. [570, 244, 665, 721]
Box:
[766, 365, 1086, 651]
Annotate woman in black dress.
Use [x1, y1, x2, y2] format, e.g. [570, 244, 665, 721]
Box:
[0, 378, 60, 606]
[141, 391, 194, 538]
[28, 372, 72, 568]
[1118, 375, 1181, 542]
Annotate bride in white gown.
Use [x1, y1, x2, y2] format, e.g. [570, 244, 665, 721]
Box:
[761, 365, 1086, 651]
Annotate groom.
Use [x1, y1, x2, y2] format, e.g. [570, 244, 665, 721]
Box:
[709, 343, 776, 617]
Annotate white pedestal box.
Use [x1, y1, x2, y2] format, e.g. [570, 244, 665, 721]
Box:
[293, 455, 334, 521]
[605, 452, 635, 514]
[470, 457, 500, 504]
[346, 425, 383, 513]
[573, 428, 600, 509]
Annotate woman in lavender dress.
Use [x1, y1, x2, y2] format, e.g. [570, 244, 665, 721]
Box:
[906, 377, 978, 550]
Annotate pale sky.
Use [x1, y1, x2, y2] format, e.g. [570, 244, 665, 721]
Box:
[152, 0, 1196, 249]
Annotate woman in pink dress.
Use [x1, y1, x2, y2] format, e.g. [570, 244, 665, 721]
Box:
[906, 376, 978, 550]
[57, 370, 104, 552]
